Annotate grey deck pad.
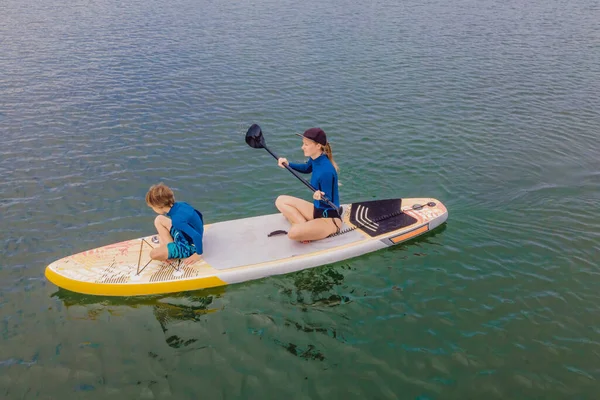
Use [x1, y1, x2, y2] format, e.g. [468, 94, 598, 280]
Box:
[202, 212, 365, 270]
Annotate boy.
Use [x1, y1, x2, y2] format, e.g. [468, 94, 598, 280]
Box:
[145, 183, 204, 264]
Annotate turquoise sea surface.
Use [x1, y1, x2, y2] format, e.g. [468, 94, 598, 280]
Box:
[1, 0, 599, 398]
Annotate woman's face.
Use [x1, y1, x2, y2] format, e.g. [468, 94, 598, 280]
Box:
[301, 138, 322, 158]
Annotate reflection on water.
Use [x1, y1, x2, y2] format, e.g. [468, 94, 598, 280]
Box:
[51, 286, 226, 310]
[3, 0, 600, 394]
[274, 340, 326, 361]
[49, 228, 445, 357]
[285, 265, 350, 307]
[50, 261, 357, 365]
[268, 264, 356, 363]
[153, 298, 220, 349]
[52, 286, 226, 349]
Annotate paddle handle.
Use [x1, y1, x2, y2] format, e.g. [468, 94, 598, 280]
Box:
[263, 145, 340, 214]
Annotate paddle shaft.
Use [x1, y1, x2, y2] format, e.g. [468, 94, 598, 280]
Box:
[262, 145, 340, 214]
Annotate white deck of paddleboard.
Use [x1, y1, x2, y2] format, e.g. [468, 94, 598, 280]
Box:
[202, 210, 365, 270]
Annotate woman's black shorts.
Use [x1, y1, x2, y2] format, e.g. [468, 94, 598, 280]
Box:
[313, 207, 341, 219]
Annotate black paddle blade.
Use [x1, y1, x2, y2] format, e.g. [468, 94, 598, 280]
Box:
[245, 124, 265, 149]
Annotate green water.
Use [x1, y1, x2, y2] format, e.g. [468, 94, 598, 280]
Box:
[1, 0, 599, 398]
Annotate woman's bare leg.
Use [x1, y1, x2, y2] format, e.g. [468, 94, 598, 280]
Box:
[275, 195, 314, 224]
[288, 218, 342, 242]
[275, 195, 342, 242]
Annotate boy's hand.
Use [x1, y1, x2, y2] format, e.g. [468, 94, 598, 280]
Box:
[313, 190, 325, 201]
[183, 253, 203, 266]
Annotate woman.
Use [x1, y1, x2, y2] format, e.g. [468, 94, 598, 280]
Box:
[275, 127, 341, 242]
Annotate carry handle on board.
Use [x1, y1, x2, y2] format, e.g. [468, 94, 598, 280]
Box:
[245, 124, 341, 215]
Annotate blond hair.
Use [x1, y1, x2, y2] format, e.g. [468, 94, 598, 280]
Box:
[145, 183, 175, 208]
[322, 143, 339, 172]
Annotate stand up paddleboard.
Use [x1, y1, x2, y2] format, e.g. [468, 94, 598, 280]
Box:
[45, 124, 448, 296]
[45, 198, 447, 296]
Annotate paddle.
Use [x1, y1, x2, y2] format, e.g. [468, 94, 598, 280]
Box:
[245, 124, 341, 214]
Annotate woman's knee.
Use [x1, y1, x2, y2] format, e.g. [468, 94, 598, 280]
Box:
[289, 219, 337, 242]
[275, 195, 295, 211]
[275, 195, 288, 207]
[287, 226, 303, 241]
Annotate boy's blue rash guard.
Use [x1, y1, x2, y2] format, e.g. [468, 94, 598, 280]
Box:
[167, 202, 204, 255]
[288, 154, 340, 210]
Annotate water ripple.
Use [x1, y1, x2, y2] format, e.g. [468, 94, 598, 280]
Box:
[2, 0, 600, 397]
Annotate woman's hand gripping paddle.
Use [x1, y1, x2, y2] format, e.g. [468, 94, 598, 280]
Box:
[245, 124, 341, 215]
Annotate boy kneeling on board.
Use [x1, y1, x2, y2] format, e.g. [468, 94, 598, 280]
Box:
[145, 183, 204, 265]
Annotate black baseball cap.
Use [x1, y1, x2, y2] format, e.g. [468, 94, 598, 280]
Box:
[295, 127, 327, 146]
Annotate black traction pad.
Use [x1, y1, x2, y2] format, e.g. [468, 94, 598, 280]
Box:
[349, 198, 417, 237]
